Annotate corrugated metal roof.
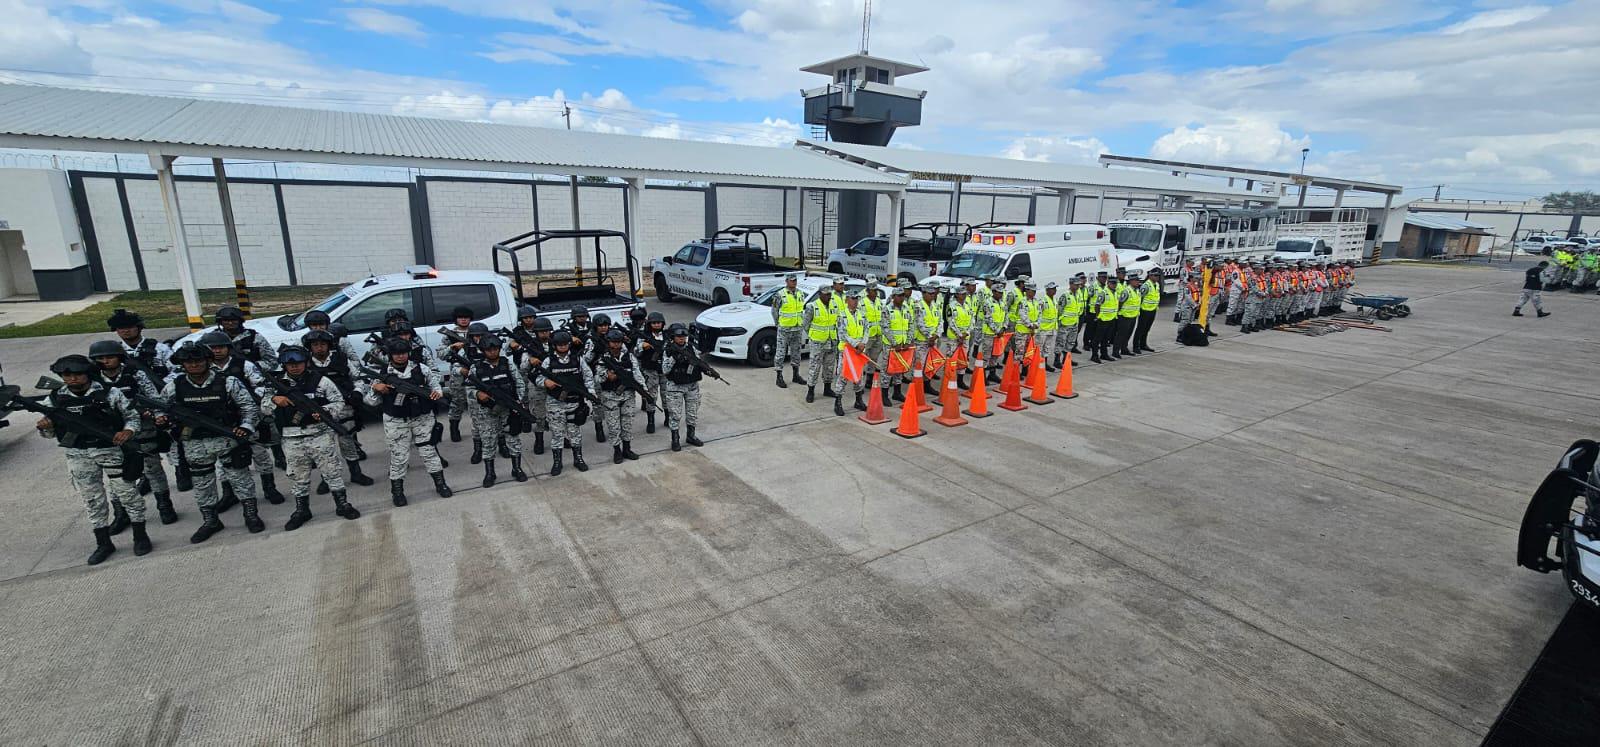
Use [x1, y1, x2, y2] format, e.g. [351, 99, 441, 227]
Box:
[800, 141, 1260, 199]
[1405, 213, 1494, 233]
[0, 84, 905, 188]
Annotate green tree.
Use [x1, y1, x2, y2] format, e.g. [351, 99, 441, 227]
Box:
[1541, 190, 1600, 213]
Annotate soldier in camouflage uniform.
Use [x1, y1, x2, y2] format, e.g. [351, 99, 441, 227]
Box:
[158, 343, 261, 544]
[38, 354, 146, 564]
[510, 314, 555, 454]
[632, 312, 668, 435]
[89, 339, 177, 527]
[583, 314, 618, 445]
[534, 330, 595, 475]
[436, 306, 477, 444]
[801, 285, 839, 403]
[364, 338, 452, 506]
[661, 324, 705, 452]
[595, 328, 646, 464]
[833, 290, 871, 415]
[466, 335, 528, 487]
[203, 330, 283, 508]
[304, 330, 375, 494]
[262, 345, 360, 531]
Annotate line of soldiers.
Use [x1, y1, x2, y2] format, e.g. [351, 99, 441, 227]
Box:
[1179, 257, 1356, 334]
[31, 302, 716, 566]
[1543, 247, 1600, 293]
[770, 267, 1168, 414]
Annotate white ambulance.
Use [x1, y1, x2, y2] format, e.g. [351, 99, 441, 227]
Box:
[921, 224, 1120, 292]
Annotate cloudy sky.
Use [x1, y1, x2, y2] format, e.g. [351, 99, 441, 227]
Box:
[2, 0, 1596, 200]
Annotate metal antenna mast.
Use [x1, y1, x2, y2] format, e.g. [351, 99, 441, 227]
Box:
[860, 0, 872, 54]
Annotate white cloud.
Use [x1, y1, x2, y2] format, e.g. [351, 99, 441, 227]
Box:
[1151, 118, 1312, 167]
[0, 0, 93, 74]
[342, 8, 427, 42]
[1441, 6, 1551, 35]
[1001, 136, 1109, 164]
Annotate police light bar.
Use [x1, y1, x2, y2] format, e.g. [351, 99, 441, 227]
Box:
[405, 264, 438, 279]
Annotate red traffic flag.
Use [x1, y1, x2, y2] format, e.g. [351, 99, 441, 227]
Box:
[922, 346, 948, 379]
[1023, 335, 1040, 367]
[991, 332, 1013, 358]
[949, 344, 970, 369]
[839, 345, 869, 384]
[886, 346, 914, 375]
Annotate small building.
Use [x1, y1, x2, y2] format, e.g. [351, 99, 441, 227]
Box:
[1399, 214, 1492, 259]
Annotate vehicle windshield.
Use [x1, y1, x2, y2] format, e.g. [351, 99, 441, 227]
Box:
[753, 287, 782, 305]
[1275, 239, 1316, 254]
[939, 251, 1007, 279]
[1110, 226, 1161, 253]
[287, 290, 353, 329]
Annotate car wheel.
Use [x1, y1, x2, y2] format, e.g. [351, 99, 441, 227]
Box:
[654, 274, 675, 302]
[713, 288, 730, 306]
[828, 263, 844, 274]
[748, 329, 776, 367]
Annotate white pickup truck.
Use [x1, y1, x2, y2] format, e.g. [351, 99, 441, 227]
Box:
[824, 222, 968, 285]
[1515, 234, 1578, 256]
[651, 225, 805, 306]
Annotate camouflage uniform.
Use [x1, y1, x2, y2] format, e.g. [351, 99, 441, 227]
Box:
[771, 285, 808, 377]
[362, 361, 445, 480]
[436, 324, 476, 424]
[534, 348, 596, 452]
[159, 372, 260, 509]
[801, 296, 839, 394]
[467, 356, 528, 459]
[260, 371, 349, 497]
[595, 350, 646, 445]
[42, 383, 143, 527]
[661, 343, 704, 433]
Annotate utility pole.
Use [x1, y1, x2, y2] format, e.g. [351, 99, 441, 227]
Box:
[1433, 184, 1443, 201]
[860, 0, 872, 54]
[564, 103, 583, 278]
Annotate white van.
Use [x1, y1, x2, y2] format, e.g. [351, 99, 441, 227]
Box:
[922, 224, 1120, 292]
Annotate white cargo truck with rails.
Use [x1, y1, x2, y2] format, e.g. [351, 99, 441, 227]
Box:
[922, 223, 1120, 292]
[1106, 208, 1280, 293]
[651, 225, 804, 306]
[825, 222, 968, 285]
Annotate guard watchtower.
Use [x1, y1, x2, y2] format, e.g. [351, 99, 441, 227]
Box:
[800, 54, 927, 146]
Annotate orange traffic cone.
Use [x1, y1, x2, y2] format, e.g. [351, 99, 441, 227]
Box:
[933, 362, 969, 427]
[998, 351, 1028, 412]
[962, 350, 984, 399]
[1051, 351, 1079, 400]
[1025, 357, 1053, 406]
[964, 358, 992, 419]
[911, 367, 934, 414]
[894, 370, 928, 438]
[859, 372, 891, 424]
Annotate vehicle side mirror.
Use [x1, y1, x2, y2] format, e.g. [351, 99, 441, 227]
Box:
[845, 248, 855, 255]
[663, 256, 674, 265]
[276, 315, 295, 331]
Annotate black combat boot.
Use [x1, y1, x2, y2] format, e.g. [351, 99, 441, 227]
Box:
[189, 506, 224, 544]
[108, 500, 131, 535]
[449, 419, 463, 443]
[432, 472, 453, 497]
[533, 431, 545, 455]
[791, 365, 806, 385]
[332, 490, 360, 520]
[271, 442, 287, 471]
[671, 430, 682, 452]
[892, 383, 905, 402]
[550, 449, 564, 476]
[471, 438, 483, 465]
[613, 445, 625, 464]
[776, 370, 787, 389]
[131, 522, 152, 556]
[923, 377, 936, 396]
[854, 391, 867, 411]
[347, 460, 374, 486]
[391, 479, 408, 507]
[137, 476, 151, 496]
[833, 394, 846, 417]
[823, 382, 837, 398]
[594, 420, 607, 444]
[317, 478, 330, 495]
[217, 480, 238, 512]
[805, 386, 816, 403]
[572, 447, 589, 472]
[155, 492, 178, 525]
[511, 457, 529, 481]
[685, 426, 703, 447]
[87, 526, 116, 565]
[498, 440, 512, 459]
[354, 434, 368, 461]
[621, 442, 639, 461]
[242, 498, 265, 534]
[646, 412, 657, 434]
[260, 474, 285, 505]
[483, 459, 498, 487]
[174, 466, 193, 493]
[285, 494, 313, 531]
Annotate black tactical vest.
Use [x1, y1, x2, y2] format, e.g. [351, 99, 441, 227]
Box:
[378, 365, 434, 419]
[172, 375, 239, 435]
[471, 358, 516, 398]
[596, 351, 633, 392]
[129, 338, 169, 378]
[544, 351, 585, 403]
[309, 351, 355, 397]
[46, 387, 122, 449]
[665, 345, 702, 385]
[269, 372, 329, 431]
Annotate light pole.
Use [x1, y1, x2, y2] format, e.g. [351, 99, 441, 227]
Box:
[1300, 148, 1309, 174]
[1297, 148, 1311, 207]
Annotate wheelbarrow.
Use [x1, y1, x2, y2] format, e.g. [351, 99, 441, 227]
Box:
[1347, 293, 1411, 320]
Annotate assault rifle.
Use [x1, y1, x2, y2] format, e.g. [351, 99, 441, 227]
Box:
[5, 381, 153, 481]
[260, 372, 351, 438]
[672, 346, 731, 385]
[360, 363, 448, 419]
[115, 354, 190, 488]
[537, 363, 602, 405]
[111, 376, 248, 448]
[596, 354, 657, 407]
[461, 363, 537, 430]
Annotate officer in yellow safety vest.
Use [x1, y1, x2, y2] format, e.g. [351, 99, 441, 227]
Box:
[1132, 267, 1162, 354]
[832, 291, 870, 416]
[944, 282, 977, 388]
[860, 275, 886, 384]
[1056, 273, 1087, 367]
[771, 272, 808, 389]
[1037, 282, 1061, 371]
[912, 284, 945, 396]
[977, 279, 1010, 383]
[1092, 275, 1121, 364]
[881, 286, 915, 402]
[800, 284, 838, 404]
[1114, 270, 1141, 357]
[827, 277, 849, 317]
[1084, 270, 1109, 361]
[1009, 281, 1042, 365]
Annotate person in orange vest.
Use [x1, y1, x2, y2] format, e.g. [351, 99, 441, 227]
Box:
[1175, 274, 1201, 338]
[1241, 260, 1268, 333]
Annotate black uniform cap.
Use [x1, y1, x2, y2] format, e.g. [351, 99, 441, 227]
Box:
[106, 308, 144, 329]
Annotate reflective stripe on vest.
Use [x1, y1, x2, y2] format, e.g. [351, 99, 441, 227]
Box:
[1119, 287, 1140, 318]
[777, 290, 806, 328]
[885, 306, 912, 345]
[839, 307, 866, 348]
[1037, 296, 1059, 331]
[1140, 282, 1160, 311]
[915, 300, 941, 341]
[1098, 288, 1120, 321]
[808, 301, 838, 342]
[947, 300, 974, 338]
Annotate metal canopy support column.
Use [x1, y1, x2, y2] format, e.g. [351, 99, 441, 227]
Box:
[151, 153, 205, 331]
[1375, 192, 1395, 263]
[570, 175, 583, 278]
[1056, 188, 1076, 223]
[1334, 188, 1346, 208]
[1096, 190, 1106, 221]
[948, 180, 963, 223]
[886, 191, 905, 277]
[623, 177, 645, 295]
[212, 158, 251, 318]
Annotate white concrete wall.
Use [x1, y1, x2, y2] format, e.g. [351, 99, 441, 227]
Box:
[0, 168, 85, 271]
[279, 184, 413, 284]
[0, 230, 36, 297]
[426, 180, 535, 272]
[82, 177, 139, 291]
[637, 188, 705, 263]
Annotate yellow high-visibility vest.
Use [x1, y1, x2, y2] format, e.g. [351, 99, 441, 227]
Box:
[776, 289, 806, 328]
[808, 300, 837, 342]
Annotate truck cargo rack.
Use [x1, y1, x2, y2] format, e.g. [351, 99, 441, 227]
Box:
[708, 224, 807, 272]
[492, 229, 642, 316]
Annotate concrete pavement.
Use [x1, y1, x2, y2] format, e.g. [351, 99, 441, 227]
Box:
[0, 263, 1594, 743]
